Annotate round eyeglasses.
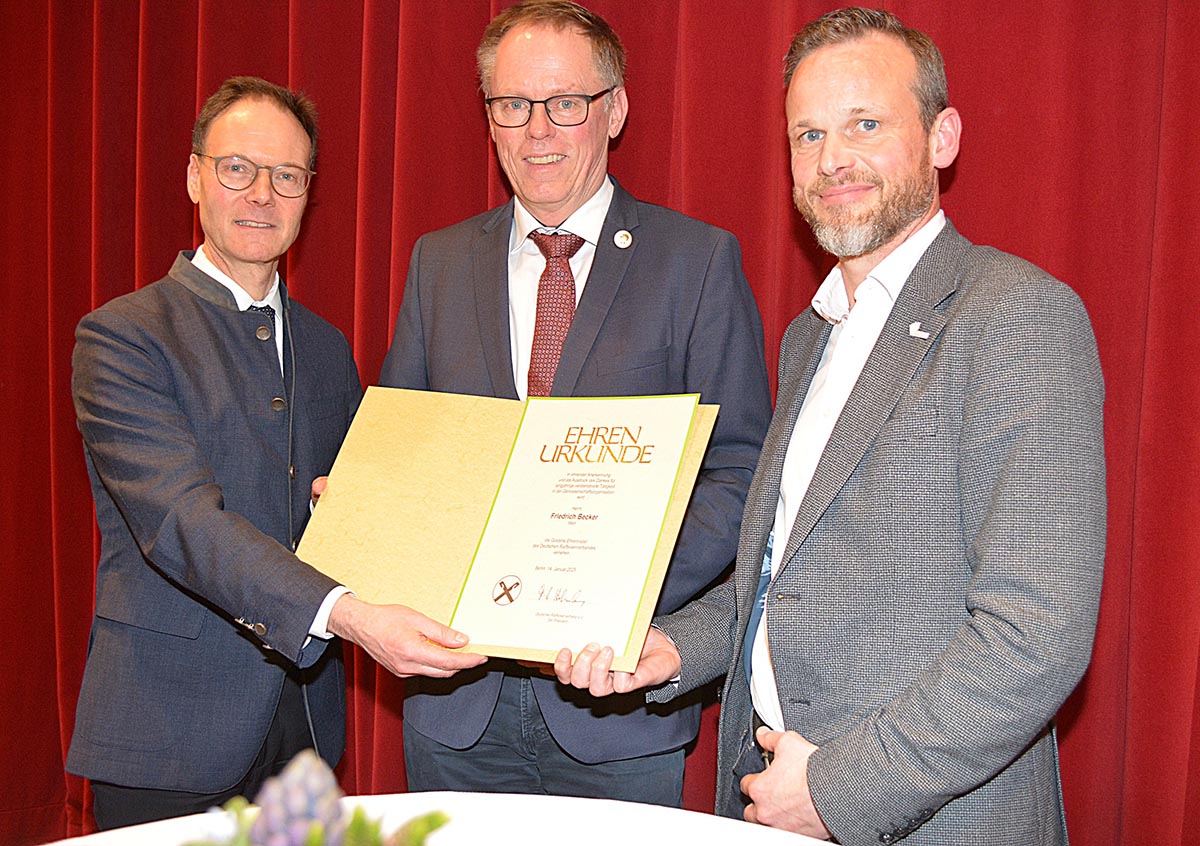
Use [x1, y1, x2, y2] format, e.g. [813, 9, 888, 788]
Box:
[195, 154, 314, 198]
[485, 88, 613, 128]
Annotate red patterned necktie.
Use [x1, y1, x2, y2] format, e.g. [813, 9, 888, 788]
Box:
[527, 231, 585, 397]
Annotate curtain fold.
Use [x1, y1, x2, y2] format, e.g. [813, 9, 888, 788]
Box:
[1120, 0, 1200, 841]
[5, 2, 1197, 843]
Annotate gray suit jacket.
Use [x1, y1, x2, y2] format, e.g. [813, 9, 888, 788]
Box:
[380, 180, 771, 763]
[656, 223, 1106, 845]
[67, 253, 362, 792]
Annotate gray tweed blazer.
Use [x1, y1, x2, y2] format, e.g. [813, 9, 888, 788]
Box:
[655, 222, 1106, 846]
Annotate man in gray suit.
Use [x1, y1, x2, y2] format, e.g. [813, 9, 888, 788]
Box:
[68, 76, 485, 830]
[380, 0, 771, 807]
[556, 8, 1106, 844]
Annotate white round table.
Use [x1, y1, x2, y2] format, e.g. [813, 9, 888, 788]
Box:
[44, 791, 820, 845]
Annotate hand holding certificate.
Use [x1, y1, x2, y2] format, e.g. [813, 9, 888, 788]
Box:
[553, 626, 683, 697]
[298, 388, 716, 672]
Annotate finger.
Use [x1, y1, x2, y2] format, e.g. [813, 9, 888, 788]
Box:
[408, 655, 487, 678]
[588, 646, 615, 693]
[624, 661, 660, 692]
[569, 643, 601, 688]
[756, 726, 782, 751]
[394, 660, 473, 679]
[740, 773, 767, 826]
[553, 647, 577, 684]
[402, 626, 485, 664]
[438, 649, 489, 669]
[403, 642, 488, 675]
[617, 648, 677, 692]
[610, 670, 637, 694]
[311, 476, 328, 503]
[743, 801, 759, 825]
[427, 638, 488, 666]
[418, 620, 471, 649]
[740, 772, 758, 796]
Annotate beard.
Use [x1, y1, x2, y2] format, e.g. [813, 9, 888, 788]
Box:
[794, 155, 936, 259]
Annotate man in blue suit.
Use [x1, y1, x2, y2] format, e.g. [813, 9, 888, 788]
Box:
[380, 0, 771, 807]
[68, 76, 485, 830]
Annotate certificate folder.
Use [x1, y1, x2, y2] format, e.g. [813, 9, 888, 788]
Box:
[298, 386, 717, 672]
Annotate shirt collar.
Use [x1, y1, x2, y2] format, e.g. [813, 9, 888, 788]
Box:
[192, 243, 282, 312]
[811, 210, 946, 323]
[510, 176, 614, 253]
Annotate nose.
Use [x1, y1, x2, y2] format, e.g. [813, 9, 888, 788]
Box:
[817, 133, 854, 177]
[525, 102, 555, 139]
[245, 166, 275, 204]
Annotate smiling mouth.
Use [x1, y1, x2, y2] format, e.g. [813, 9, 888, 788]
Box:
[235, 220, 274, 228]
[809, 185, 876, 210]
[821, 183, 873, 198]
[526, 154, 566, 165]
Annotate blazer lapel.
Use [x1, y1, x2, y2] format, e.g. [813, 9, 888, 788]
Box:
[472, 203, 520, 400]
[736, 310, 829, 601]
[776, 223, 967, 572]
[551, 180, 639, 396]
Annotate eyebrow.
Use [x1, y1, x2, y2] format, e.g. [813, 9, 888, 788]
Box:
[492, 88, 596, 99]
[789, 104, 883, 128]
[215, 152, 309, 169]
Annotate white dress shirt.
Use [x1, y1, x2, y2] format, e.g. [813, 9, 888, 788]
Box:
[508, 177, 615, 399]
[189, 245, 348, 640]
[750, 212, 946, 730]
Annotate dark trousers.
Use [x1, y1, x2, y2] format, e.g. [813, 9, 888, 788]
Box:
[91, 673, 313, 830]
[403, 672, 685, 807]
[727, 713, 771, 816]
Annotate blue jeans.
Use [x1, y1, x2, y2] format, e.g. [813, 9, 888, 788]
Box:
[403, 673, 685, 806]
[725, 717, 768, 817]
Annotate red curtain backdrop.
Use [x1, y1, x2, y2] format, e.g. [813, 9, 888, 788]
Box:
[3, 1, 1197, 843]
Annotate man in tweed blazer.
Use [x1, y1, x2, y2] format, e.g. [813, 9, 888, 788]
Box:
[556, 9, 1105, 844]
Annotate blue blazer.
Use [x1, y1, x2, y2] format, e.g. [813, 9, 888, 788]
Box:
[67, 253, 362, 792]
[380, 181, 771, 763]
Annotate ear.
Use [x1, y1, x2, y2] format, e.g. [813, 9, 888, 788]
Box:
[486, 104, 498, 144]
[929, 107, 961, 170]
[186, 154, 201, 204]
[606, 86, 628, 139]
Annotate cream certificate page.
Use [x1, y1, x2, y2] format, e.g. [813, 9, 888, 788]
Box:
[449, 394, 698, 658]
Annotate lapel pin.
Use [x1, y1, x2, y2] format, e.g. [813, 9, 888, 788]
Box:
[909, 322, 931, 340]
[613, 229, 632, 249]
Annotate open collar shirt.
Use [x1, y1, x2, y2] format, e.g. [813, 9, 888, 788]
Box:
[751, 211, 947, 730]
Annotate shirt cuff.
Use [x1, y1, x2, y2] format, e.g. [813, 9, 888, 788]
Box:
[651, 623, 683, 684]
[308, 585, 354, 640]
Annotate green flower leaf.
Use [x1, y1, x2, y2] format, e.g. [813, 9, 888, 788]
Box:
[343, 805, 384, 846]
[385, 811, 450, 846]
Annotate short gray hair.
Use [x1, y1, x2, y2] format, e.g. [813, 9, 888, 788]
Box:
[477, 0, 626, 95]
